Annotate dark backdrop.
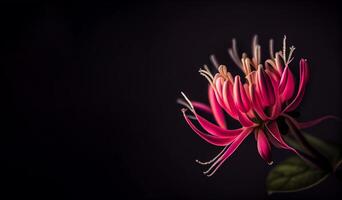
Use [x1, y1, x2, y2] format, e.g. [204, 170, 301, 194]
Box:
[2, 1, 342, 199]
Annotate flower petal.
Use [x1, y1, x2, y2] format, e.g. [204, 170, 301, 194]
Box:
[256, 67, 275, 107]
[249, 84, 269, 120]
[214, 76, 224, 98]
[284, 59, 309, 112]
[233, 76, 251, 113]
[297, 115, 341, 129]
[279, 66, 295, 102]
[236, 111, 255, 127]
[279, 66, 288, 93]
[266, 70, 282, 119]
[211, 82, 234, 117]
[265, 121, 298, 155]
[208, 86, 227, 129]
[256, 128, 273, 164]
[191, 101, 212, 114]
[190, 109, 243, 137]
[222, 80, 239, 120]
[182, 109, 236, 146]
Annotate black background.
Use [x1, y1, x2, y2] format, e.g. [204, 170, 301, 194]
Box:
[2, 1, 342, 199]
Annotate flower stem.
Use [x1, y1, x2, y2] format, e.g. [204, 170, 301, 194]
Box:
[285, 118, 332, 172]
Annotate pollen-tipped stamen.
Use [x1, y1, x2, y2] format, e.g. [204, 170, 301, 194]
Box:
[196, 146, 228, 165]
[287, 46, 296, 65]
[199, 66, 215, 86]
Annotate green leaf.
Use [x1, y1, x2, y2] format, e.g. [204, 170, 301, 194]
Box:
[267, 133, 342, 194]
[284, 133, 342, 169]
[266, 156, 329, 194]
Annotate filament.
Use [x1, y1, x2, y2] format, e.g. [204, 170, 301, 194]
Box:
[196, 146, 228, 165]
[209, 54, 219, 69]
[283, 35, 287, 62]
[269, 39, 274, 59]
[176, 98, 193, 110]
[228, 38, 243, 68]
[181, 92, 194, 110]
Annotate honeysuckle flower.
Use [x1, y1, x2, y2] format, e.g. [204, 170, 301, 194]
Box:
[179, 35, 338, 177]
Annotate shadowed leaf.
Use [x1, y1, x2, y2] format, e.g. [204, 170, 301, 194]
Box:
[266, 156, 328, 194]
[284, 133, 342, 169]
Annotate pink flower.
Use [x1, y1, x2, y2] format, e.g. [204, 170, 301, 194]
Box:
[179, 35, 337, 176]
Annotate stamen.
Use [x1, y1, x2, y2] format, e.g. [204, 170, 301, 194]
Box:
[199, 65, 215, 85]
[195, 146, 228, 165]
[241, 58, 247, 74]
[269, 39, 274, 59]
[181, 92, 194, 110]
[203, 156, 226, 177]
[232, 39, 238, 55]
[281, 35, 296, 66]
[176, 98, 193, 110]
[209, 54, 219, 69]
[228, 38, 243, 68]
[253, 47, 258, 66]
[199, 72, 214, 86]
[199, 68, 214, 80]
[283, 35, 287, 62]
[203, 64, 211, 73]
[242, 58, 251, 75]
[206, 164, 222, 177]
[288, 57, 294, 65]
[256, 45, 261, 66]
[180, 108, 197, 120]
[265, 59, 276, 70]
[252, 35, 258, 57]
[287, 46, 296, 65]
[251, 35, 260, 67]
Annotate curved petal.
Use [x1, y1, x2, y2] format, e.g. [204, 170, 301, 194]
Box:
[284, 59, 309, 112]
[191, 101, 212, 114]
[233, 76, 251, 113]
[266, 70, 282, 119]
[236, 111, 255, 127]
[249, 84, 269, 120]
[297, 115, 341, 129]
[208, 86, 227, 128]
[275, 52, 283, 74]
[256, 67, 275, 107]
[190, 109, 243, 137]
[279, 66, 295, 102]
[270, 95, 282, 120]
[214, 77, 224, 98]
[278, 66, 288, 93]
[256, 128, 273, 164]
[182, 109, 236, 146]
[244, 83, 256, 119]
[265, 121, 298, 155]
[204, 128, 253, 176]
[211, 84, 234, 118]
[222, 80, 239, 120]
